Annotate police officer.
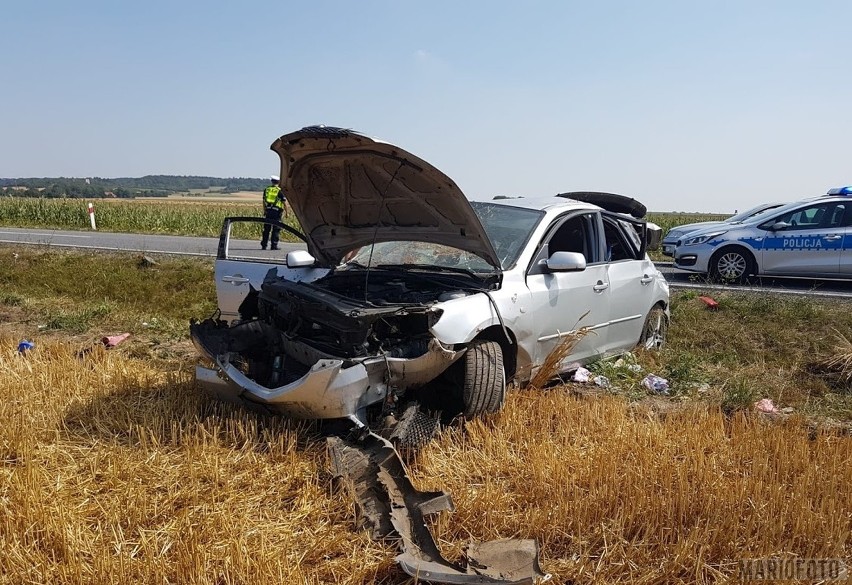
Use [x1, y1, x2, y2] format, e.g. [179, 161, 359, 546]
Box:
[261, 175, 286, 250]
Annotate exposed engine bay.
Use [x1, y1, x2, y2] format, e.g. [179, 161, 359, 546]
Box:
[256, 270, 469, 359]
[255, 269, 485, 359]
[193, 268, 484, 397]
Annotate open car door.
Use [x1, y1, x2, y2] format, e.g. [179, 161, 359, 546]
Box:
[213, 217, 328, 322]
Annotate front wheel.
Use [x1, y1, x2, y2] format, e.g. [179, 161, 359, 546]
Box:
[639, 305, 668, 350]
[459, 340, 506, 418]
[710, 247, 754, 283]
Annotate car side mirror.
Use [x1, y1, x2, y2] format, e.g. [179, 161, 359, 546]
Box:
[645, 222, 662, 251]
[286, 250, 315, 268]
[545, 251, 587, 272]
[769, 221, 791, 231]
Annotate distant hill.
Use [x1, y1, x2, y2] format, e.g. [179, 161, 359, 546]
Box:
[0, 175, 267, 198]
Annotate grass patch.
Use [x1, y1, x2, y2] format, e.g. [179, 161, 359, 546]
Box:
[0, 248, 216, 328]
[0, 292, 24, 306]
[42, 301, 114, 333]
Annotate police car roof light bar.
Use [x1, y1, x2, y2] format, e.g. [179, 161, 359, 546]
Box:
[826, 186, 852, 196]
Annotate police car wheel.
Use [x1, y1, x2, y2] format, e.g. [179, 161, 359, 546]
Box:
[710, 246, 754, 283]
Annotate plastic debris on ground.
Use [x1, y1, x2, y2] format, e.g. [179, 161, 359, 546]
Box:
[699, 296, 720, 310]
[17, 340, 34, 354]
[572, 367, 591, 383]
[138, 255, 159, 268]
[102, 333, 131, 348]
[754, 398, 779, 414]
[592, 375, 610, 388]
[642, 374, 670, 395]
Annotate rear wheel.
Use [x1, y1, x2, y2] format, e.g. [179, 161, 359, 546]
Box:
[639, 305, 667, 350]
[710, 246, 754, 283]
[459, 340, 506, 418]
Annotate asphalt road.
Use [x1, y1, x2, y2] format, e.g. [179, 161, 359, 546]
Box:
[0, 226, 303, 257]
[3, 227, 852, 299]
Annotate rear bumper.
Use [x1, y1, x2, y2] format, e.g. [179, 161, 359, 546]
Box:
[191, 320, 463, 419]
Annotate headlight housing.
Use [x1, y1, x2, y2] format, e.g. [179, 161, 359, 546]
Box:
[682, 231, 727, 246]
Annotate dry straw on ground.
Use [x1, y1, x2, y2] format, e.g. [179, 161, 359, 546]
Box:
[2, 335, 850, 584]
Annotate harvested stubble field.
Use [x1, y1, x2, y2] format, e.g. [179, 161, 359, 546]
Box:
[1, 248, 851, 584]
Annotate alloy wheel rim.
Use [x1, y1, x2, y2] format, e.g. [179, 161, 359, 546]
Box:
[643, 310, 666, 349]
[718, 253, 746, 279]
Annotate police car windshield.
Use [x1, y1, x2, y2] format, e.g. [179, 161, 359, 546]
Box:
[727, 203, 783, 224]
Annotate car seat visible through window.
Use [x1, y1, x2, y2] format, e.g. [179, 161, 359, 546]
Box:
[549, 219, 586, 260]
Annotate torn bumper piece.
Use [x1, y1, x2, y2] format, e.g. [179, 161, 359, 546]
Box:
[191, 320, 463, 419]
[194, 359, 370, 419]
[329, 431, 549, 584]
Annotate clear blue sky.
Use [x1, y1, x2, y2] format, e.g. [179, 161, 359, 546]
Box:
[2, 1, 850, 212]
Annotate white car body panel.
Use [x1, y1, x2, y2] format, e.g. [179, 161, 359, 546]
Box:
[191, 127, 670, 420]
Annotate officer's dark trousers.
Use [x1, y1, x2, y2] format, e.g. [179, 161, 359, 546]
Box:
[261, 207, 282, 249]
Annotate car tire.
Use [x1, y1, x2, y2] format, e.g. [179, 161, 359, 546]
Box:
[710, 246, 755, 283]
[460, 340, 506, 418]
[638, 305, 668, 350]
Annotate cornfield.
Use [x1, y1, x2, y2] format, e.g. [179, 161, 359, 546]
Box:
[0, 198, 302, 242]
[0, 197, 724, 243]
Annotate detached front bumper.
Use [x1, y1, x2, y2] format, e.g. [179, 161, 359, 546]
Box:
[191, 320, 463, 419]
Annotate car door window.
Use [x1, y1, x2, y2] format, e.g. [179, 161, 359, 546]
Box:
[767, 202, 845, 230]
[602, 216, 642, 262]
[529, 212, 602, 272]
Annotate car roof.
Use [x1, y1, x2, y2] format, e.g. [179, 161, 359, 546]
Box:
[478, 196, 598, 213]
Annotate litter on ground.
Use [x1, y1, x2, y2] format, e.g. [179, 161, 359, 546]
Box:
[754, 398, 779, 414]
[102, 333, 131, 348]
[572, 367, 591, 383]
[642, 374, 670, 395]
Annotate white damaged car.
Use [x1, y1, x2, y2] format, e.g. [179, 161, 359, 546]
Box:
[190, 126, 670, 422]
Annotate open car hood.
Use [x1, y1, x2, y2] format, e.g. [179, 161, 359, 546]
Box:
[270, 126, 501, 270]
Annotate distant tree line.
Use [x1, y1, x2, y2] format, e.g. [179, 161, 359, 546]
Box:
[0, 175, 268, 199]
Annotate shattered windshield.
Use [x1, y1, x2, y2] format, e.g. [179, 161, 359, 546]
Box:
[344, 202, 544, 272]
[470, 202, 544, 269]
[347, 241, 495, 273]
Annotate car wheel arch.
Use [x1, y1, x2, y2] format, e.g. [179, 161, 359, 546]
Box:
[471, 325, 518, 380]
[710, 244, 757, 282]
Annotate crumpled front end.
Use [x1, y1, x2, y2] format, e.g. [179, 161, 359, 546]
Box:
[190, 319, 463, 419]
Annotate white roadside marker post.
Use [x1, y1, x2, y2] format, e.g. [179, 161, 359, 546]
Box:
[87, 202, 97, 230]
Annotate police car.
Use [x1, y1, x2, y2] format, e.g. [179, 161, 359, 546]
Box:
[660, 202, 784, 257]
[673, 187, 852, 282]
